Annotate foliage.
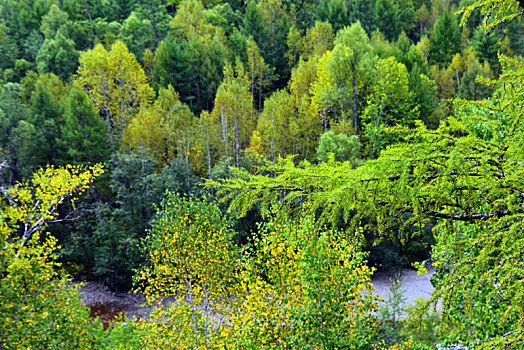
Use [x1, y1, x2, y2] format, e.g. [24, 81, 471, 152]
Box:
[58, 84, 111, 165]
[76, 41, 153, 149]
[429, 11, 461, 66]
[2, 0, 524, 347]
[0, 164, 103, 349]
[225, 217, 380, 349]
[210, 53, 524, 349]
[135, 204, 380, 349]
[134, 192, 238, 348]
[316, 130, 361, 164]
[378, 274, 407, 345]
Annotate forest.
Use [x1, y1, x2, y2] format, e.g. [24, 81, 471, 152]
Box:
[1, 0, 523, 348]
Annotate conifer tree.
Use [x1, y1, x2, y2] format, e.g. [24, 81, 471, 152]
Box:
[59, 85, 110, 165]
[429, 11, 461, 67]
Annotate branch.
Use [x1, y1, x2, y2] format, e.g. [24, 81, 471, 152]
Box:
[422, 208, 510, 221]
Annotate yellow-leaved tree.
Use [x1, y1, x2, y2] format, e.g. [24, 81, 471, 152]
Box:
[134, 193, 239, 349]
[223, 217, 380, 349]
[76, 41, 154, 149]
[135, 194, 380, 349]
[0, 164, 103, 349]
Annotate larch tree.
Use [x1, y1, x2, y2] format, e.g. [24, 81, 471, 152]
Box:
[208, 2, 524, 347]
[256, 89, 295, 160]
[210, 54, 524, 348]
[362, 56, 417, 158]
[429, 11, 461, 67]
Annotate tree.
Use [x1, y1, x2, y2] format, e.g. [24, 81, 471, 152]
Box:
[460, 58, 493, 100]
[331, 22, 375, 135]
[18, 74, 67, 177]
[362, 57, 416, 157]
[397, 0, 416, 36]
[409, 64, 438, 127]
[429, 11, 461, 67]
[133, 0, 171, 43]
[374, 0, 401, 42]
[245, 37, 273, 114]
[118, 11, 156, 61]
[0, 83, 28, 183]
[58, 84, 111, 165]
[0, 0, 53, 64]
[316, 130, 361, 164]
[256, 89, 295, 160]
[210, 62, 254, 168]
[471, 26, 500, 70]
[40, 4, 68, 39]
[0, 164, 103, 349]
[287, 57, 324, 160]
[152, 35, 193, 100]
[134, 195, 379, 349]
[316, 0, 350, 33]
[243, 0, 290, 88]
[135, 193, 239, 349]
[303, 21, 335, 59]
[168, 0, 227, 112]
[36, 33, 79, 81]
[350, 0, 376, 35]
[223, 217, 379, 349]
[210, 54, 524, 349]
[76, 41, 154, 149]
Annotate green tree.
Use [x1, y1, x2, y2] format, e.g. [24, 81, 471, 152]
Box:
[409, 64, 438, 127]
[331, 22, 373, 135]
[156, 1, 227, 113]
[152, 35, 193, 99]
[374, 0, 401, 41]
[36, 33, 79, 81]
[18, 74, 66, 177]
[287, 57, 324, 160]
[243, 0, 290, 88]
[211, 62, 254, 168]
[429, 11, 461, 67]
[316, 130, 361, 164]
[133, 0, 171, 43]
[0, 83, 28, 183]
[58, 84, 111, 165]
[460, 58, 493, 100]
[471, 26, 500, 70]
[40, 4, 68, 39]
[245, 37, 273, 114]
[224, 217, 379, 349]
[135, 193, 238, 348]
[362, 57, 416, 157]
[316, 0, 350, 33]
[210, 53, 524, 349]
[398, 0, 416, 36]
[350, 0, 376, 35]
[118, 11, 156, 61]
[256, 89, 295, 160]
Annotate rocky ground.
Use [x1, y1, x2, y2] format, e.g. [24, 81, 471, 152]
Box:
[73, 266, 437, 324]
[371, 266, 435, 315]
[73, 268, 470, 348]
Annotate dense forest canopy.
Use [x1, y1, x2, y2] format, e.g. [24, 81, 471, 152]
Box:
[1, 0, 524, 348]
